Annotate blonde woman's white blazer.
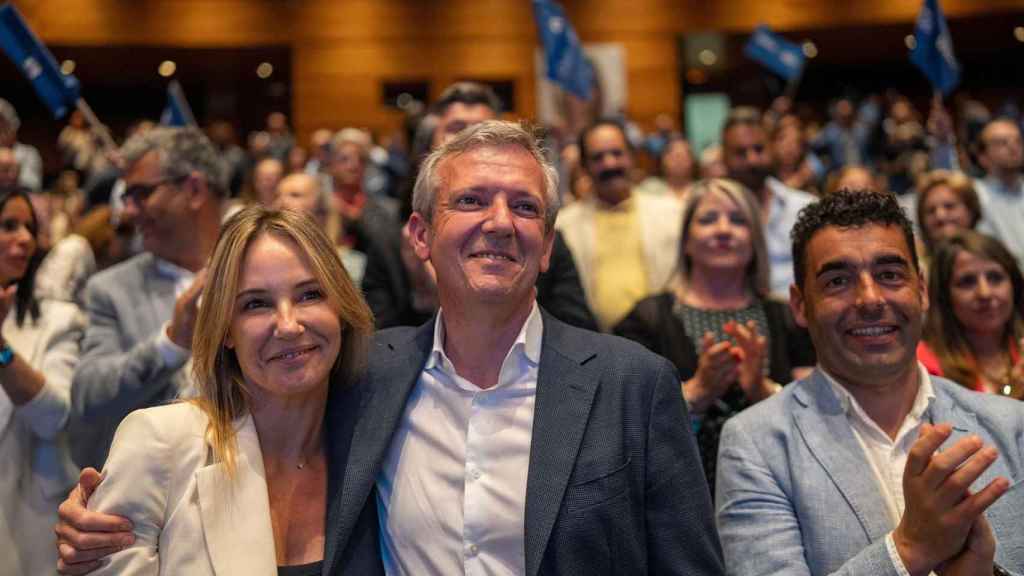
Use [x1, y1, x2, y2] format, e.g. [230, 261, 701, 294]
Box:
[88, 403, 279, 575]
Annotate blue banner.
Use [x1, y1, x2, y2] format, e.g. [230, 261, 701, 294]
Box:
[910, 0, 960, 96]
[0, 4, 80, 119]
[160, 80, 196, 127]
[743, 25, 805, 82]
[532, 0, 594, 100]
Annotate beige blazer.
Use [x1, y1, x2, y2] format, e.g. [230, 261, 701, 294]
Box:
[555, 192, 683, 313]
[88, 403, 278, 575]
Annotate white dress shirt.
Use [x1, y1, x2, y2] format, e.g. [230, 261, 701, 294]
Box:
[822, 364, 936, 576]
[377, 303, 543, 576]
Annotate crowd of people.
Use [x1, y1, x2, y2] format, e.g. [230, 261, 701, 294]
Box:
[0, 75, 1021, 575]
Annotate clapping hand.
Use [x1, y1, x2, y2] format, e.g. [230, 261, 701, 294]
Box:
[893, 423, 1009, 575]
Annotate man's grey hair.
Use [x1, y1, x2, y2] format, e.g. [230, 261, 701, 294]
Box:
[0, 99, 19, 131]
[412, 120, 560, 231]
[120, 126, 228, 196]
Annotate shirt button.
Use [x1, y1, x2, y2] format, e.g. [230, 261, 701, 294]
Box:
[471, 469, 482, 480]
[469, 544, 479, 556]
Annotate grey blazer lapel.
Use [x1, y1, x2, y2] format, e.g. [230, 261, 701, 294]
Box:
[324, 321, 433, 575]
[791, 371, 894, 543]
[524, 313, 600, 576]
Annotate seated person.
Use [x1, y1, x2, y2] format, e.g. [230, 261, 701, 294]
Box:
[615, 178, 814, 491]
[919, 230, 1023, 399]
[715, 190, 1023, 575]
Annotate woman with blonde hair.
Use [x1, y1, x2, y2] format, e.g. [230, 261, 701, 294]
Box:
[84, 206, 375, 574]
[615, 178, 814, 492]
[914, 169, 980, 253]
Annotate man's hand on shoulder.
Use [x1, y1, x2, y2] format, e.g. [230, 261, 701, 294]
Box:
[893, 423, 1009, 575]
[55, 468, 134, 575]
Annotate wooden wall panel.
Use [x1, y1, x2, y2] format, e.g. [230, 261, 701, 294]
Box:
[14, 0, 1023, 143]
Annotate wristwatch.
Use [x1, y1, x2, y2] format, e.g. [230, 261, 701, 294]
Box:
[0, 343, 13, 367]
[993, 563, 1011, 576]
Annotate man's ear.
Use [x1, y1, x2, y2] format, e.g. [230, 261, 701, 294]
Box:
[789, 282, 809, 328]
[186, 173, 208, 210]
[539, 230, 555, 274]
[406, 212, 432, 262]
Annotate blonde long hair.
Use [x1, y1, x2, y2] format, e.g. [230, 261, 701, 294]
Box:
[674, 178, 770, 298]
[191, 206, 374, 474]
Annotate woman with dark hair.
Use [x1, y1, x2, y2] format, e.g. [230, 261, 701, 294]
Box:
[0, 186, 85, 574]
[919, 230, 1024, 398]
[614, 178, 815, 492]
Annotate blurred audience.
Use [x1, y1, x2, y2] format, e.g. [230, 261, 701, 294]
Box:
[0, 99, 42, 192]
[722, 107, 816, 297]
[974, 117, 1024, 265]
[914, 169, 981, 258]
[636, 133, 696, 200]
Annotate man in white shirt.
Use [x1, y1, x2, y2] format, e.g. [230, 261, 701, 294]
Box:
[715, 190, 1024, 575]
[67, 127, 225, 469]
[56, 121, 724, 575]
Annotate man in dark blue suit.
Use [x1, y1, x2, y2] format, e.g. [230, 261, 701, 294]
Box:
[56, 121, 723, 575]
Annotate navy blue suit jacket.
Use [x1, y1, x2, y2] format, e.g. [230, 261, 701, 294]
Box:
[323, 309, 724, 575]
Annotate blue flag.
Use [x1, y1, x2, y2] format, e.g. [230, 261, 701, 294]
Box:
[0, 4, 80, 119]
[160, 80, 196, 127]
[532, 0, 594, 100]
[744, 25, 805, 81]
[910, 0, 960, 96]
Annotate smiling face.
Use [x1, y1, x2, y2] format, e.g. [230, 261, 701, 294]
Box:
[922, 184, 972, 243]
[582, 124, 634, 204]
[121, 150, 192, 260]
[226, 233, 342, 404]
[685, 190, 753, 276]
[949, 250, 1014, 338]
[408, 144, 554, 313]
[0, 196, 36, 284]
[791, 223, 927, 389]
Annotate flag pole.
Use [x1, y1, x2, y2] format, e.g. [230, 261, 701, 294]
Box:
[74, 98, 116, 153]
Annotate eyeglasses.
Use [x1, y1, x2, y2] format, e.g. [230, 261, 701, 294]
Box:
[123, 175, 189, 204]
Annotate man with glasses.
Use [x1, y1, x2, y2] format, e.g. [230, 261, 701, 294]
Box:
[68, 126, 227, 469]
[974, 118, 1024, 265]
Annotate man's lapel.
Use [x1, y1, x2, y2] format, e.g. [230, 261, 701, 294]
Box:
[195, 414, 277, 575]
[523, 313, 601, 576]
[791, 370, 894, 543]
[323, 321, 433, 575]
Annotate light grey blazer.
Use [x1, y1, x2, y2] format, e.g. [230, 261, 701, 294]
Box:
[69, 253, 192, 469]
[89, 403, 278, 575]
[0, 299, 85, 576]
[716, 369, 1024, 576]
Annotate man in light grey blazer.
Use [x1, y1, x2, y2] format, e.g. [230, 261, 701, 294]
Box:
[716, 190, 1024, 575]
[68, 127, 225, 469]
